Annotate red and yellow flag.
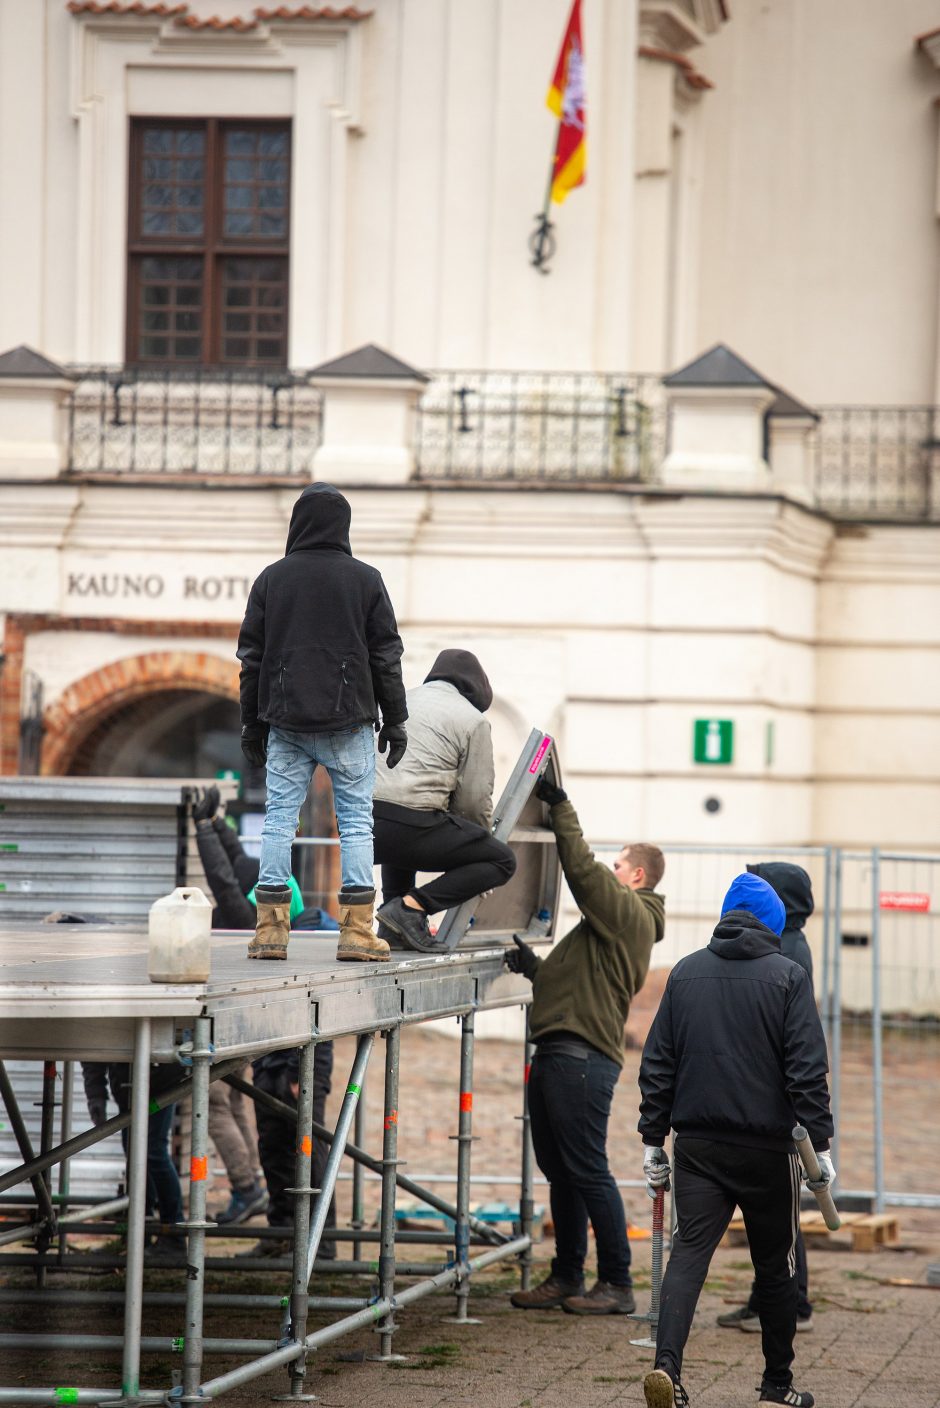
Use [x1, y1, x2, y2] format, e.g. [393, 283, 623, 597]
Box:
[547, 0, 586, 204]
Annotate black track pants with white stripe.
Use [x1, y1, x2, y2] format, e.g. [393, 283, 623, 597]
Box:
[655, 1136, 800, 1388]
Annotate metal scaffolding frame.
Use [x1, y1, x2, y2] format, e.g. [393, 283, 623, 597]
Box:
[0, 928, 538, 1407]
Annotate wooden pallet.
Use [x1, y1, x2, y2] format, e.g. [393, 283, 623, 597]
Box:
[721, 1209, 900, 1253]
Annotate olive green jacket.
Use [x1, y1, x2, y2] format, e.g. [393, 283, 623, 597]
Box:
[529, 801, 665, 1067]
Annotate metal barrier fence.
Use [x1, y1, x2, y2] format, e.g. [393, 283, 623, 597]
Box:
[65, 365, 321, 477]
[413, 370, 666, 482]
[812, 405, 940, 520]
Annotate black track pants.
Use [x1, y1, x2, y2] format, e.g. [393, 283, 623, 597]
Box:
[373, 805, 516, 913]
[656, 1137, 800, 1388]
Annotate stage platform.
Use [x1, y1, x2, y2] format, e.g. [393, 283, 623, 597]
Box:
[0, 925, 530, 1061]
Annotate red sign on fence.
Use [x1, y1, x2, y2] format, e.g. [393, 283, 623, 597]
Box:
[878, 892, 930, 912]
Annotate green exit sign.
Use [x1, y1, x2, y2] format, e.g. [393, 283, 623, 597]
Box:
[216, 768, 241, 783]
[693, 719, 734, 765]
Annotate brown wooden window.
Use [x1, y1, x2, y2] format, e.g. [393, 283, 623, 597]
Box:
[126, 119, 291, 367]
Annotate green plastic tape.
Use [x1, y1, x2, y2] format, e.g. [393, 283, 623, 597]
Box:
[0, 884, 6, 892]
[347, 1083, 361, 1096]
[149, 1099, 160, 1114]
[280, 1295, 289, 1308]
[0, 843, 17, 852]
[171, 1336, 184, 1352]
[55, 1391, 79, 1405]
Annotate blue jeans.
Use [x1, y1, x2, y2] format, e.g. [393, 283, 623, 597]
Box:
[259, 725, 375, 892]
[120, 1102, 184, 1228]
[528, 1044, 631, 1286]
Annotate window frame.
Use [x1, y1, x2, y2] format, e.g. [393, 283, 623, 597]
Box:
[125, 116, 292, 369]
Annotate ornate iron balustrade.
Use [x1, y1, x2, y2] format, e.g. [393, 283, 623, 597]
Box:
[65, 366, 322, 477]
[414, 371, 666, 483]
[813, 406, 940, 520]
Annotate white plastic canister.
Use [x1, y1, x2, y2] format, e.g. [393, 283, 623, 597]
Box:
[148, 887, 212, 983]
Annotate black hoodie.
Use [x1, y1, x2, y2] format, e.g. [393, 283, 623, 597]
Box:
[237, 484, 407, 733]
[423, 649, 493, 713]
[638, 909, 832, 1153]
[747, 861, 814, 980]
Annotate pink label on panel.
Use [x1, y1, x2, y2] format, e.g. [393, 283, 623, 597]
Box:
[529, 736, 552, 774]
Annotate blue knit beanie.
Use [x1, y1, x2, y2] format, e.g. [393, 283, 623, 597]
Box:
[721, 872, 786, 936]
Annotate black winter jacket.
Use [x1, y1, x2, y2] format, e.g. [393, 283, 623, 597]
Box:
[748, 861, 814, 982]
[638, 910, 833, 1154]
[237, 484, 407, 733]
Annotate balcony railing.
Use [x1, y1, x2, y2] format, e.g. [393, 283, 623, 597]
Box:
[414, 371, 666, 483]
[65, 366, 322, 478]
[812, 406, 940, 520]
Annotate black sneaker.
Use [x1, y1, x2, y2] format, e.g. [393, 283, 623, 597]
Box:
[758, 1384, 814, 1407]
[376, 897, 447, 954]
[147, 1234, 186, 1265]
[237, 1236, 292, 1260]
[718, 1304, 760, 1331]
[644, 1370, 690, 1408]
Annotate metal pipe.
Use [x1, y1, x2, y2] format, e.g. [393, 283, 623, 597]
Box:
[0, 1056, 244, 1195]
[57, 1060, 74, 1266]
[820, 846, 833, 1033]
[284, 1039, 316, 1398]
[0, 1250, 449, 1275]
[0, 1060, 58, 1224]
[870, 849, 885, 1214]
[0, 1289, 368, 1311]
[452, 1011, 476, 1321]
[0, 1334, 287, 1355]
[351, 1069, 366, 1263]
[0, 1392, 166, 1405]
[830, 847, 843, 1173]
[518, 1011, 535, 1291]
[226, 1072, 505, 1245]
[0, 1220, 45, 1248]
[182, 1015, 212, 1403]
[304, 1032, 374, 1289]
[122, 1017, 151, 1406]
[375, 1025, 401, 1358]
[59, 1196, 130, 1227]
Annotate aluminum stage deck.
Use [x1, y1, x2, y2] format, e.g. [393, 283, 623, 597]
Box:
[0, 925, 530, 1062]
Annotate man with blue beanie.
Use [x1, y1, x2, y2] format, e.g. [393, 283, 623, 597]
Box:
[638, 873, 833, 1408]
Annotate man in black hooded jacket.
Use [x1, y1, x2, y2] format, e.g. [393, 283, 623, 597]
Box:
[638, 872, 833, 1408]
[237, 483, 408, 964]
[370, 649, 516, 952]
[717, 861, 816, 1333]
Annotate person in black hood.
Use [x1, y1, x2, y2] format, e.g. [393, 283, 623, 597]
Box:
[637, 872, 833, 1408]
[370, 649, 516, 952]
[717, 860, 817, 1336]
[237, 483, 408, 964]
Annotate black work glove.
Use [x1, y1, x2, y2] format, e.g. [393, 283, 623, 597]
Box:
[191, 785, 221, 825]
[535, 776, 568, 808]
[504, 934, 539, 982]
[377, 722, 408, 770]
[241, 724, 268, 769]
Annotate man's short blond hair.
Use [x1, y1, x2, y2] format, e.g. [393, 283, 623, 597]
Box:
[623, 843, 665, 890]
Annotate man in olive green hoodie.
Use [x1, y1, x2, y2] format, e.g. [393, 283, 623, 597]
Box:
[507, 777, 665, 1316]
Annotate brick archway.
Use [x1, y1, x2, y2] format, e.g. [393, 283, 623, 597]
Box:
[42, 651, 240, 775]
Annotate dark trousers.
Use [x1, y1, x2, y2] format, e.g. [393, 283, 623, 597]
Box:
[252, 1048, 335, 1256]
[657, 1137, 800, 1388]
[748, 1229, 811, 1319]
[373, 805, 516, 913]
[528, 1045, 631, 1287]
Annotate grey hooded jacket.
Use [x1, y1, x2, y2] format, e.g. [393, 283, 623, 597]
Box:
[373, 679, 495, 827]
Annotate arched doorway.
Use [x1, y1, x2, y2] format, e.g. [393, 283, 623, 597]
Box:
[67, 690, 243, 778]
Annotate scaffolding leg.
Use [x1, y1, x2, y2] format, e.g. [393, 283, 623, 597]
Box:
[57, 1060, 74, 1267]
[121, 1019, 152, 1405]
[350, 1073, 366, 1264]
[277, 1040, 317, 1402]
[445, 1013, 481, 1325]
[181, 1016, 212, 1405]
[0, 1061, 57, 1229]
[518, 1010, 535, 1291]
[369, 1026, 405, 1362]
[34, 1060, 58, 1284]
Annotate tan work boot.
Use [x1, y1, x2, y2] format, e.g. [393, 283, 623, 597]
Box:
[336, 887, 390, 963]
[247, 884, 292, 960]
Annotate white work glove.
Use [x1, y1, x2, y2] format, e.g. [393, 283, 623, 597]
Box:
[643, 1145, 671, 1197]
[805, 1150, 836, 1190]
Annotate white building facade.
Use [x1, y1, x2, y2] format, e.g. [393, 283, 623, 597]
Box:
[0, 0, 939, 874]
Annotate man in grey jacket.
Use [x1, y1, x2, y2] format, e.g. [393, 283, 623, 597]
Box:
[373, 649, 516, 952]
